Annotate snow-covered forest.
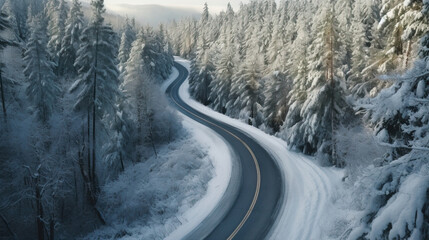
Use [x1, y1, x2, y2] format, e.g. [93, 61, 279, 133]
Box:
[0, 0, 428, 239]
[167, 0, 429, 239]
[0, 0, 202, 238]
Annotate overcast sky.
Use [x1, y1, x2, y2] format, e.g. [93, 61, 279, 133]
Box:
[83, 0, 247, 13]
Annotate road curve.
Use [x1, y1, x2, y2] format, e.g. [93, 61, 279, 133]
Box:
[166, 62, 284, 240]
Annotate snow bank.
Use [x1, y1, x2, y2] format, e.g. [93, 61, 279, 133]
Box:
[84, 120, 232, 239]
[83, 128, 211, 239]
[176, 59, 344, 240]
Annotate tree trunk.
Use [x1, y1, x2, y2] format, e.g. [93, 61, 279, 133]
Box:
[78, 148, 105, 225]
[148, 120, 158, 158]
[49, 217, 54, 240]
[35, 179, 44, 240]
[136, 89, 143, 162]
[92, 28, 100, 191]
[404, 40, 412, 69]
[326, 15, 337, 165]
[120, 151, 124, 171]
[73, 163, 78, 204]
[87, 109, 91, 182]
[0, 70, 7, 123]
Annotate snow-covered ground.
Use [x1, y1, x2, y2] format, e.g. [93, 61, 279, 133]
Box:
[84, 117, 233, 240]
[174, 57, 346, 239]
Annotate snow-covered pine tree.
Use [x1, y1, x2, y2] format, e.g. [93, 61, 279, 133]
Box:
[266, 5, 287, 72]
[280, 20, 310, 148]
[260, 7, 274, 66]
[122, 29, 146, 160]
[102, 92, 133, 174]
[347, 0, 384, 98]
[365, 5, 429, 155]
[349, 13, 373, 97]
[58, 0, 85, 77]
[262, 71, 292, 133]
[334, 0, 353, 74]
[46, 0, 68, 64]
[284, 8, 350, 166]
[209, 32, 236, 114]
[377, 0, 428, 72]
[229, 52, 264, 126]
[118, 18, 136, 73]
[122, 28, 175, 159]
[179, 18, 198, 58]
[201, 2, 210, 25]
[24, 15, 60, 123]
[141, 26, 173, 80]
[350, 7, 429, 238]
[189, 33, 214, 105]
[225, 2, 235, 22]
[70, 0, 120, 200]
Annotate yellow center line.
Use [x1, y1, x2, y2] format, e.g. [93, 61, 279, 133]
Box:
[169, 68, 261, 240]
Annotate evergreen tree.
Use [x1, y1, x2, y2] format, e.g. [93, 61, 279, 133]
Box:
[283, 8, 350, 166]
[122, 29, 147, 160]
[349, 15, 373, 97]
[262, 71, 291, 133]
[209, 33, 236, 114]
[118, 18, 136, 73]
[122, 28, 174, 159]
[366, 5, 429, 154]
[141, 26, 173, 80]
[103, 93, 133, 174]
[24, 16, 60, 123]
[230, 53, 264, 125]
[201, 2, 210, 25]
[280, 23, 311, 146]
[225, 2, 235, 22]
[189, 33, 214, 105]
[46, 0, 68, 63]
[70, 0, 120, 200]
[59, 0, 85, 76]
[378, 0, 428, 71]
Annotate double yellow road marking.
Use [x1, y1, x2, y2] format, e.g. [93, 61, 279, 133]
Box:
[169, 67, 261, 240]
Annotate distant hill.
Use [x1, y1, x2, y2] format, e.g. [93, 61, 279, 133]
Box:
[106, 4, 201, 26]
[81, 2, 128, 31]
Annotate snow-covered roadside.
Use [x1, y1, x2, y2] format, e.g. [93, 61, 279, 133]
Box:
[175, 57, 345, 240]
[83, 115, 233, 240]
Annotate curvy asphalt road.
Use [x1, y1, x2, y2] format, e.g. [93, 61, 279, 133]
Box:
[166, 62, 284, 240]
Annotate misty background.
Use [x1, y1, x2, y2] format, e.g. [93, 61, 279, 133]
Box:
[80, 0, 251, 26]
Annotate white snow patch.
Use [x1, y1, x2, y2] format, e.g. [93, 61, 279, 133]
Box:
[83, 117, 232, 240]
[176, 59, 343, 240]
